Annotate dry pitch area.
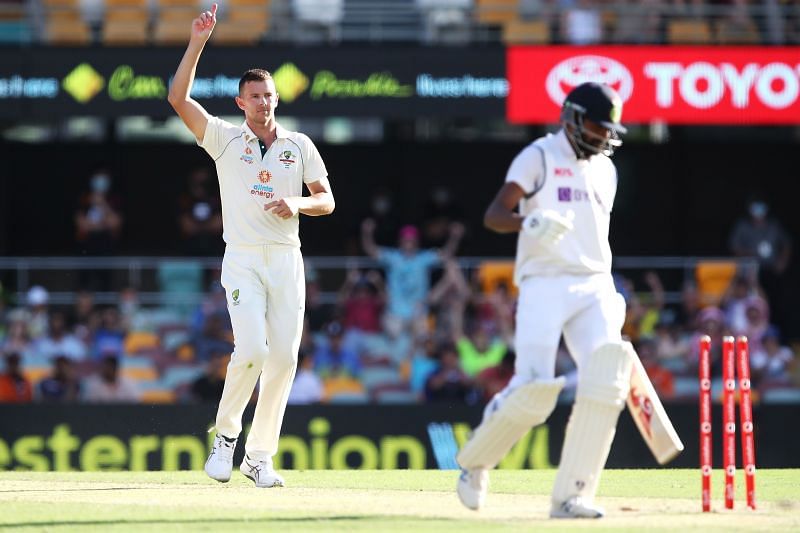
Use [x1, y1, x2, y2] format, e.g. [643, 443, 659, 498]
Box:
[1, 469, 798, 531]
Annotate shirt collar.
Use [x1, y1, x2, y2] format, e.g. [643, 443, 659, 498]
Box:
[555, 129, 579, 161]
[241, 121, 289, 143]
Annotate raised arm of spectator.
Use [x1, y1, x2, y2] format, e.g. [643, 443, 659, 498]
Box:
[644, 270, 665, 311]
[437, 222, 465, 260]
[167, 4, 217, 142]
[360, 218, 380, 259]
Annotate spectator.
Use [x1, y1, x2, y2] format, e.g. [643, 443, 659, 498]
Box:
[637, 338, 675, 400]
[0, 353, 32, 403]
[83, 355, 140, 403]
[25, 285, 50, 341]
[92, 307, 126, 360]
[178, 167, 223, 256]
[673, 279, 702, 331]
[622, 271, 665, 343]
[476, 349, 515, 403]
[38, 355, 81, 402]
[361, 217, 464, 330]
[1, 310, 35, 359]
[653, 312, 691, 373]
[751, 326, 795, 388]
[338, 269, 385, 335]
[721, 273, 762, 334]
[560, 0, 603, 44]
[408, 335, 440, 399]
[70, 290, 99, 345]
[287, 349, 323, 404]
[428, 259, 471, 342]
[737, 295, 770, 354]
[424, 342, 475, 403]
[347, 188, 400, 256]
[74, 169, 123, 290]
[689, 306, 730, 376]
[455, 322, 508, 378]
[193, 313, 234, 363]
[190, 354, 228, 403]
[613, 0, 663, 43]
[728, 198, 792, 331]
[470, 278, 515, 342]
[34, 311, 88, 362]
[314, 321, 361, 379]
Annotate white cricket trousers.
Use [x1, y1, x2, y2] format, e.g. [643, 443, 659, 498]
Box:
[507, 272, 626, 388]
[215, 243, 305, 461]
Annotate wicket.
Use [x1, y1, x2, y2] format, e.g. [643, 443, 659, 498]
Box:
[698, 335, 756, 512]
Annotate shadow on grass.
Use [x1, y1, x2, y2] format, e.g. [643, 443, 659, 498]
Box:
[2, 516, 370, 528]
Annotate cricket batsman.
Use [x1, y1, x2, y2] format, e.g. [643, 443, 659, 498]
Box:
[456, 82, 633, 518]
[168, 4, 335, 487]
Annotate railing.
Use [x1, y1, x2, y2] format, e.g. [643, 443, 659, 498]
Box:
[0, 255, 759, 307]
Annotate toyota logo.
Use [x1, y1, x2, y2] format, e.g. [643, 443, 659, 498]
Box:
[545, 55, 634, 106]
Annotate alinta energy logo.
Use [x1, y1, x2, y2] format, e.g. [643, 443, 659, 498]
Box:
[273, 63, 308, 104]
[62, 63, 105, 103]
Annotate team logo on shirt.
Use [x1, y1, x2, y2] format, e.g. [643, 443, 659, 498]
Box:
[558, 187, 590, 202]
[245, 147, 253, 155]
[258, 170, 272, 183]
[554, 168, 573, 177]
[279, 150, 296, 169]
[232, 289, 240, 306]
[240, 154, 255, 164]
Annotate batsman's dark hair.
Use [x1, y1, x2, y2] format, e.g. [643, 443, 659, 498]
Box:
[238, 69, 273, 95]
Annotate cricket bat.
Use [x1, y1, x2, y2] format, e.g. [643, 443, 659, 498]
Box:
[626, 349, 685, 464]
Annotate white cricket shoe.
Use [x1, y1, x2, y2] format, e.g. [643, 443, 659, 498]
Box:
[457, 468, 489, 510]
[205, 434, 237, 483]
[550, 496, 605, 519]
[240, 455, 285, 488]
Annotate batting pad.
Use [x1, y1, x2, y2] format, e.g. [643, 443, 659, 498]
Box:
[457, 378, 565, 469]
[551, 343, 633, 505]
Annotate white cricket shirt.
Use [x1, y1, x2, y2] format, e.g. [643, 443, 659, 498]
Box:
[199, 117, 328, 247]
[505, 129, 617, 283]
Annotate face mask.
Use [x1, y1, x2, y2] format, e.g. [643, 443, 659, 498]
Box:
[749, 202, 767, 219]
[372, 197, 391, 215]
[91, 174, 110, 193]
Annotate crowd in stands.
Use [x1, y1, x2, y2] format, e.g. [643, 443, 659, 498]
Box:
[0, 185, 797, 407]
[1, 0, 798, 46]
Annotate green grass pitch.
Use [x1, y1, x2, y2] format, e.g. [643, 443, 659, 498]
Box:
[1, 469, 798, 531]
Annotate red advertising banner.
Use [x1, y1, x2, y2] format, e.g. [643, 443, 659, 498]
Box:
[507, 46, 800, 124]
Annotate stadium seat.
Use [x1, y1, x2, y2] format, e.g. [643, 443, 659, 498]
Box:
[372, 384, 418, 404]
[120, 356, 159, 381]
[157, 260, 204, 316]
[360, 365, 402, 391]
[501, 18, 549, 44]
[666, 19, 712, 44]
[103, 0, 150, 45]
[477, 260, 516, 295]
[152, 0, 197, 44]
[322, 375, 365, 402]
[474, 0, 519, 26]
[715, 19, 761, 44]
[123, 331, 161, 355]
[140, 389, 177, 403]
[326, 390, 369, 404]
[695, 260, 737, 306]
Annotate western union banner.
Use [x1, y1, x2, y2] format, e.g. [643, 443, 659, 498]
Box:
[0, 404, 795, 471]
[0, 46, 506, 119]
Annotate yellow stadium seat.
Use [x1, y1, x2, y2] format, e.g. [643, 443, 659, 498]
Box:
[140, 389, 177, 403]
[322, 375, 365, 402]
[123, 331, 161, 354]
[695, 260, 737, 306]
[23, 367, 50, 385]
[121, 366, 159, 381]
[715, 19, 761, 44]
[502, 19, 549, 44]
[475, 0, 519, 25]
[667, 19, 712, 44]
[477, 260, 517, 295]
[44, 18, 92, 44]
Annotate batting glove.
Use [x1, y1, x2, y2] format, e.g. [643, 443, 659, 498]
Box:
[521, 209, 574, 245]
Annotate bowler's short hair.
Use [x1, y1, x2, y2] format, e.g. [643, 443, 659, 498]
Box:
[238, 69, 273, 95]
